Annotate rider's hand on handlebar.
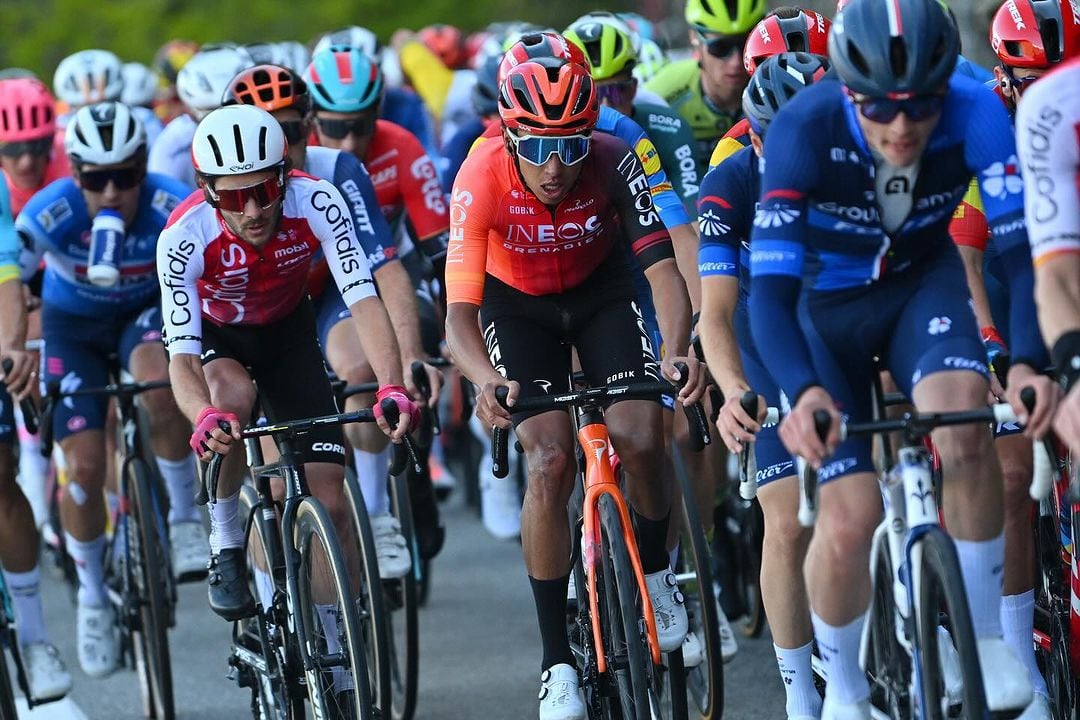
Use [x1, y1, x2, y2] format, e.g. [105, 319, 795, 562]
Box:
[661, 357, 706, 405]
[779, 386, 840, 469]
[374, 385, 421, 442]
[477, 378, 517, 431]
[190, 406, 241, 462]
[717, 391, 767, 454]
[405, 359, 444, 408]
[1006, 364, 1061, 439]
[1, 350, 36, 401]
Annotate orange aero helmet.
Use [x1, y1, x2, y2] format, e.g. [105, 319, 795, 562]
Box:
[744, 8, 831, 73]
[499, 58, 598, 136]
[224, 64, 311, 114]
[498, 32, 591, 85]
[990, 0, 1080, 67]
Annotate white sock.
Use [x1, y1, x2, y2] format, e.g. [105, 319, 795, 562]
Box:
[811, 610, 869, 705]
[954, 534, 1005, 638]
[3, 567, 48, 645]
[15, 407, 49, 529]
[1001, 590, 1049, 697]
[208, 491, 244, 553]
[156, 455, 199, 523]
[316, 603, 351, 692]
[355, 447, 390, 516]
[65, 533, 108, 607]
[254, 567, 275, 611]
[775, 641, 823, 718]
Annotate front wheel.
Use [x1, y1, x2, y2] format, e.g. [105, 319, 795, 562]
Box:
[385, 473, 420, 720]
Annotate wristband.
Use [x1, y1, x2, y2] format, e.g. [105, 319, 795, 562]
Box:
[1052, 330, 1080, 391]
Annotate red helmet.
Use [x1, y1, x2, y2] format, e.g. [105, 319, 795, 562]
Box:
[744, 8, 832, 73]
[498, 32, 590, 85]
[224, 64, 311, 114]
[990, 0, 1080, 67]
[0, 78, 56, 142]
[419, 24, 467, 69]
[465, 31, 492, 67]
[835, 0, 853, 13]
[498, 58, 598, 136]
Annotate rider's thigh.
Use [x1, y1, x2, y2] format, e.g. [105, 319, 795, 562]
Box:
[814, 471, 882, 557]
[305, 462, 349, 528]
[204, 358, 257, 425]
[607, 398, 665, 477]
[60, 429, 108, 494]
[324, 316, 373, 386]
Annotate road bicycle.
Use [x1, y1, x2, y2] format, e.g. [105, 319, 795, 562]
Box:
[199, 403, 404, 719]
[41, 365, 177, 720]
[491, 366, 715, 719]
[796, 397, 1022, 719]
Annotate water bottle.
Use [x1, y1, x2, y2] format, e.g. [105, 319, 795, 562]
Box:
[87, 209, 125, 287]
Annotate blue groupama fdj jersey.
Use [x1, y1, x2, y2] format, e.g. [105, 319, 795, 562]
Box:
[16, 173, 190, 318]
[0, 179, 18, 286]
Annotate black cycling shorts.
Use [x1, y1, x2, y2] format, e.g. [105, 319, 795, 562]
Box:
[479, 252, 662, 424]
[200, 299, 346, 466]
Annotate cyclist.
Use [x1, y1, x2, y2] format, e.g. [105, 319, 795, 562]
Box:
[120, 62, 165, 147]
[707, 6, 831, 170]
[699, 51, 831, 720]
[0, 160, 72, 703]
[157, 104, 418, 624]
[441, 50, 500, 190]
[224, 63, 441, 578]
[15, 102, 200, 677]
[446, 57, 705, 718]
[1016, 57, 1080, 451]
[747, 0, 1059, 715]
[148, 44, 253, 189]
[645, 0, 765, 173]
[151, 39, 200, 123]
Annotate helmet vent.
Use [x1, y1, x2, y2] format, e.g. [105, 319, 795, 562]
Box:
[232, 123, 245, 163]
[207, 135, 224, 167]
[785, 31, 808, 51]
[889, 36, 909, 78]
[847, 42, 871, 75]
[257, 125, 268, 161]
[1040, 18, 1062, 62]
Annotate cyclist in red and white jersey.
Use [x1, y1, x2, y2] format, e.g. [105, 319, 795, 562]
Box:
[1016, 56, 1080, 451]
[157, 105, 417, 622]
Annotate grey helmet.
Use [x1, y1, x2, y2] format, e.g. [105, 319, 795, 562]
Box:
[742, 52, 832, 135]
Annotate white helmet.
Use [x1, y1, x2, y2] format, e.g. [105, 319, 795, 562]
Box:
[53, 49, 124, 108]
[192, 105, 287, 177]
[275, 41, 311, 73]
[65, 102, 147, 167]
[176, 45, 254, 119]
[313, 26, 381, 60]
[121, 62, 159, 108]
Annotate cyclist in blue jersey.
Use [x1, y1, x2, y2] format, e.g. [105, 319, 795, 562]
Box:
[698, 52, 831, 719]
[223, 63, 442, 579]
[16, 102, 198, 679]
[0, 177, 73, 702]
[747, 0, 1059, 716]
[441, 51, 500, 190]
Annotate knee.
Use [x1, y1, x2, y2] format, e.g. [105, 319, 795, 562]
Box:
[612, 430, 663, 479]
[143, 387, 183, 421]
[763, 508, 811, 556]
[338, 361, 374, 386]
[210, 381, 256, 424]
[524, 443, 574, 509]
[1001, 455, 1034, 517]
[64, 449, 105, 497]
[934, 425, 992, 469]
[817, 507, 877, 562]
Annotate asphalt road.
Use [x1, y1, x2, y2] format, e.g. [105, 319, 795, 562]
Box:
[22, 490, 788, 719]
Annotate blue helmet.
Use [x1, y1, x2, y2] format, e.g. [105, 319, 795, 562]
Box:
[304, 46, 383, 112]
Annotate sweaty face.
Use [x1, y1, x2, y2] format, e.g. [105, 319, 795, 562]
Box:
[856, 109, 939, 168]
[76, 161, 145, 224]
[212, 169, 283, 248]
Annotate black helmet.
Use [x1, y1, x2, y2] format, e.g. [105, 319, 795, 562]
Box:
[471, 52, 501, 117]
[828, 0, 958, 97]
[743, 52, 832, 134]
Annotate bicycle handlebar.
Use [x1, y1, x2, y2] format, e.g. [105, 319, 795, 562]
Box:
[736, 392, 781, 500]
[39, 377, 171, 458]
[1, 358, 38, 435]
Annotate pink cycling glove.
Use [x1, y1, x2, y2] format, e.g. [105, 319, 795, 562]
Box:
[373, 384, 421, 431]
[190, 406, 239, 455]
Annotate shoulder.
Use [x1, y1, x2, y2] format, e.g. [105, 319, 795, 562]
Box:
[140, 173, 190, 222]
[376, 120, 426, 157]
[18, 178, 83, 231]
[164, 189, 212, 231]
[703, 146, 754, 191]
[592, 132, 636, 163]
[634, 103, 687, 136]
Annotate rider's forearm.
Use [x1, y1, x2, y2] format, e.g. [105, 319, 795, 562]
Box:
[957, 245, 996, 330]
[699, 277, 749, 400]
[1037, 255, 1080, 348]
[0, 279, 27, 352]
[375, 262, 426, 363]
[669, 223, 702, 315]
[445, 302, 504, 387]
[168, 353, 214, 423]
[349, 296, 405, 388]
[645, 258, 691, 357]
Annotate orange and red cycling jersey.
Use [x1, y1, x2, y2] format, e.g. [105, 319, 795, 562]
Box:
[4, 154, 70, 217]
[446, 132, 673, 305]
[362, 120, 449, 242]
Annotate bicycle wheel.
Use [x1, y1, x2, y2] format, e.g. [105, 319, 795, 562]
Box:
[343, 470, 392, 713]
[1033, 495, 1077, 719]
[597, 493, 652, 719]
[0, 623, 18, 720]
[731, 496, 766, 639]
[865, 532, 912, 717]
[385, 473, 419, 720]
[124, 458, 175, 720]
[913, 527, 988, 719]
[293, 496, 375, 719]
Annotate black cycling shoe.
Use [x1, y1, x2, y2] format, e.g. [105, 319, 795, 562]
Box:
[207, 549, 257, 621]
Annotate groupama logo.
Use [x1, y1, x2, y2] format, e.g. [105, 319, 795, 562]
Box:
[981, 155, 1023, 200]
[753, 205, 800, 229]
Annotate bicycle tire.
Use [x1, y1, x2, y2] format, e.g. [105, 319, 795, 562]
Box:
[1033, 495, 1077, 720]
[0, 626, 18, 720]
[597, 494, 652, 719]
[293, 496, 375, 719]
[674, 459, 725, 720]
[865, 532, 912, 717]
[913, 527, 988, 720]
[385, 472, 420, 720]
[125, 458, 175, 720]
[734, 497, 766, 639]
[343, 470, 392, 714]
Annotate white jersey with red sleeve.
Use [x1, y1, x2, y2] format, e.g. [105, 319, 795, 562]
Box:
[157, 172, 377, 357]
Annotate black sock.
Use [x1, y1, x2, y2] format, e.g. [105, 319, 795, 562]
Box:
[633, 509, 671, 574]
[529, 574, 574, 671]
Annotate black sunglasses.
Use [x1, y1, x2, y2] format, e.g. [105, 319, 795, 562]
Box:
[78, 165, 144, 192]
[695, 31, 748, 59]
[850, 93, 945, 124]
[278, 120, 308, 145]
[316, 115, 376, 140]
[0, 137, 52, 158]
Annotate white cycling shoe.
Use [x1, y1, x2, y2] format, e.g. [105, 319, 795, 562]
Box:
[936, 626, 964, 708]
[76, 603, 120, 678]
[1017, 693, 1052, 720]
[480, 473, 521, 541]
[681, 631, 704, 667]
[539, 663, 586, 720]
[821, 696, 871, 720]
[645, 569, 687, 653]
[170, 520, 210, 582]
[716, 602, 739, 662]
[371, 514, 412, 580]
[22, 642, 72, 701]
[978, 637, 1033, 713]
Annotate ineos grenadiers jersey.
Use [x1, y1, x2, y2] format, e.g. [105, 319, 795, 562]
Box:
[147, 114, 198, 189]
[16, 173, 188, 317]
[303, 146, 396, 296]
[157, 173, 378, 357]
[0, 181, 18, 286]
[697, 146, 758, 298]
[749, 74, 1045, 398]
[1016, 56, 1080, 267]
[446, 132, 673, 305]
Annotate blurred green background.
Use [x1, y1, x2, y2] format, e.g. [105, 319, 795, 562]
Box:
[1, 0, 998, 79]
